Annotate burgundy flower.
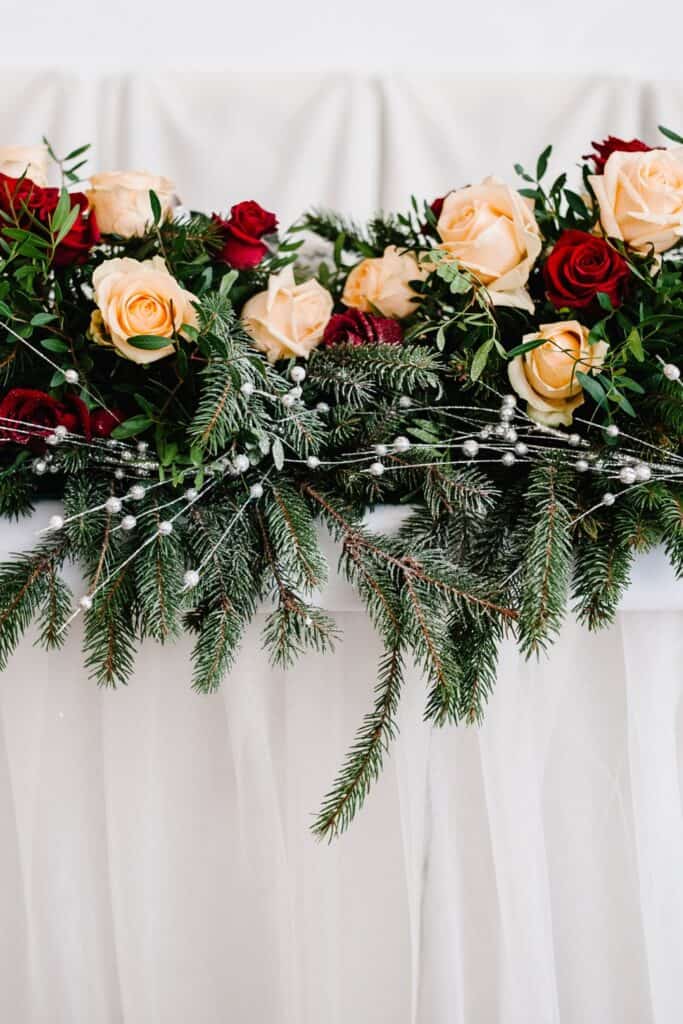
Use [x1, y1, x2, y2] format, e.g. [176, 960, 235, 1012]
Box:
[543, 230, 630, 310]
[430, 194, 447, 220]
[91, 408, 125, 438]
[584, 137, 654, 175]
[323, 308, 403, 347]
[212, 200, 278, 271]
[0, 388, 91, 448]
[0, 174, 99, 267]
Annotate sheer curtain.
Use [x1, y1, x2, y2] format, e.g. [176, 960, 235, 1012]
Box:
[0, 72, 682, 1023]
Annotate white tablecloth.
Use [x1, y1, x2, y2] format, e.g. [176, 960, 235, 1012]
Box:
[1, 71, 683, 1023]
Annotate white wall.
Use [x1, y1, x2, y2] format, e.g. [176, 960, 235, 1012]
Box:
[3, 0, 682, 77]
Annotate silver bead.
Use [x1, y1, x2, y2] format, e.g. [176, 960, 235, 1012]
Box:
[121, 450, 134, 462]
[493, 424, 506, 437]
[32, 458, 47, 475]
[114, 469, 125, 480]
[232, 454, 250, 474]
[128, 484, 146, 500]
[54, 425, 68, 439]
[478, 427, 491, 440]
[374, 444, 388, 457]
[568, 433, 581, 447]
[48, 514, 64, 531]
[501, 451, 516, 467]
[249, 482, 264, 499]
[105, 496, 122, 514]
[514, 442, 528, 456]
[158, 521, 173, 536]
[79, 595, 93, 611]
[398, 396, 412, 409]
[663, 363, 681, 381]
[306, 455, 321, 469]
[393, 436, 411, 453]
[45, 433, 59, 447]
[316, 402, 330, 414]
[499, 407, 515, 422]
[240, 381, 255, 397]
[602, 492, 616, 506]
[462, 439, 479, 459]
[619, 467, 637, 485]
[290, 365, 307, 384]
[504, 428, 518, 443]
[369, 461, 385, 477]
[183, 569, 200, 590]
[121, 515, 137, 531]
[281, 393, 296, 408]
[63, 369, 79, 385]
[289, 385, 303, 400]
[49, 464, 59, 474]
[575, 459, 589, 473]
[634, 464, 652, 483]
[184, 487, 198, 502]
[501, 394, 517, 408]
[605, 424, 620, 439]
[136, 441, 149, 454]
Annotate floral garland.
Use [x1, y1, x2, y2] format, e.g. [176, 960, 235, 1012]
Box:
[0, 132, 681, 837]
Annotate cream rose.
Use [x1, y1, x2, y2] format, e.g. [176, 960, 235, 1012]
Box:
[508, 320, 608, 427]
[242, 266, 333, 362]
[87, 171, 177, 237]
[90, 256, 198, 365]
[589, 147, 683, 253]
[341, 245, 427, 319]
[436, 177, 542, 312]
[0, 145, 48, 186]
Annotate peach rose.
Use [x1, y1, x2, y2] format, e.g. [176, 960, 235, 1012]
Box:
[90, 256, 198, 365]
[342, 245, 427, 319]
[0, 145, 48, 186]
[508, 320, 608, 427]
[87, 171, 176, 237]
[436, 177, 542, 312]
[589, 147, 683, 253]
[242, 266, 333, 362]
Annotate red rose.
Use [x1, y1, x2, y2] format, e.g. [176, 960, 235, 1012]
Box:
[584, 137, 653, 174]
[91, 408, 124, 438]
[544, 230, 630, 310]
[0, 175, 99, 267]
[430, 195, 446, 220]
[0, 388, 91, 448]
[322, 308, 403, 347]
[212, 200, 278, 270]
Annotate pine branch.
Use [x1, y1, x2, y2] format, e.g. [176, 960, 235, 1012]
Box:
[518, 460, 574, 656]
[571, 530, 634, 630]
[313, 637, 405, 840]
[0, 535, 70, 669]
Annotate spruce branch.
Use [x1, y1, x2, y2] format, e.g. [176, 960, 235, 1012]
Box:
[518, 460, 574, 656]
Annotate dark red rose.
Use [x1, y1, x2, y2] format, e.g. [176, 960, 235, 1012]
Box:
[91, 408, 124, 438]
[584, 137, 653, 175]
[323, 308, 403, 347]
[430, 195, 446, 220]
[0, 175, 99, 267]
[212, 200, 278, 270]
[544, 230, 630, 310]
[0, 388, 91, 447]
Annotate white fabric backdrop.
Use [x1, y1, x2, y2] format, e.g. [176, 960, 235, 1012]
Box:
[0, 72, 682, 1023]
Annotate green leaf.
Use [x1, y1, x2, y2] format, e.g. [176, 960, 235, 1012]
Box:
[506, 336, 545, 358]
[149, 189, 162, 226]
[659, 125, 683, 145]
[219, 270, 238, 297]
[536, 145, 552, 181]
[52, 204, 81, 247]
[470, 338, 494, 381]
[575, 370, 607, 407]
[111, 415, 153, 439]
[40, 337, 69, 354]
[596, 291, 613, 312]
[31, 312, 58, 327]
[625, 327, 644, 362]
[127, 334, 174, 351]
